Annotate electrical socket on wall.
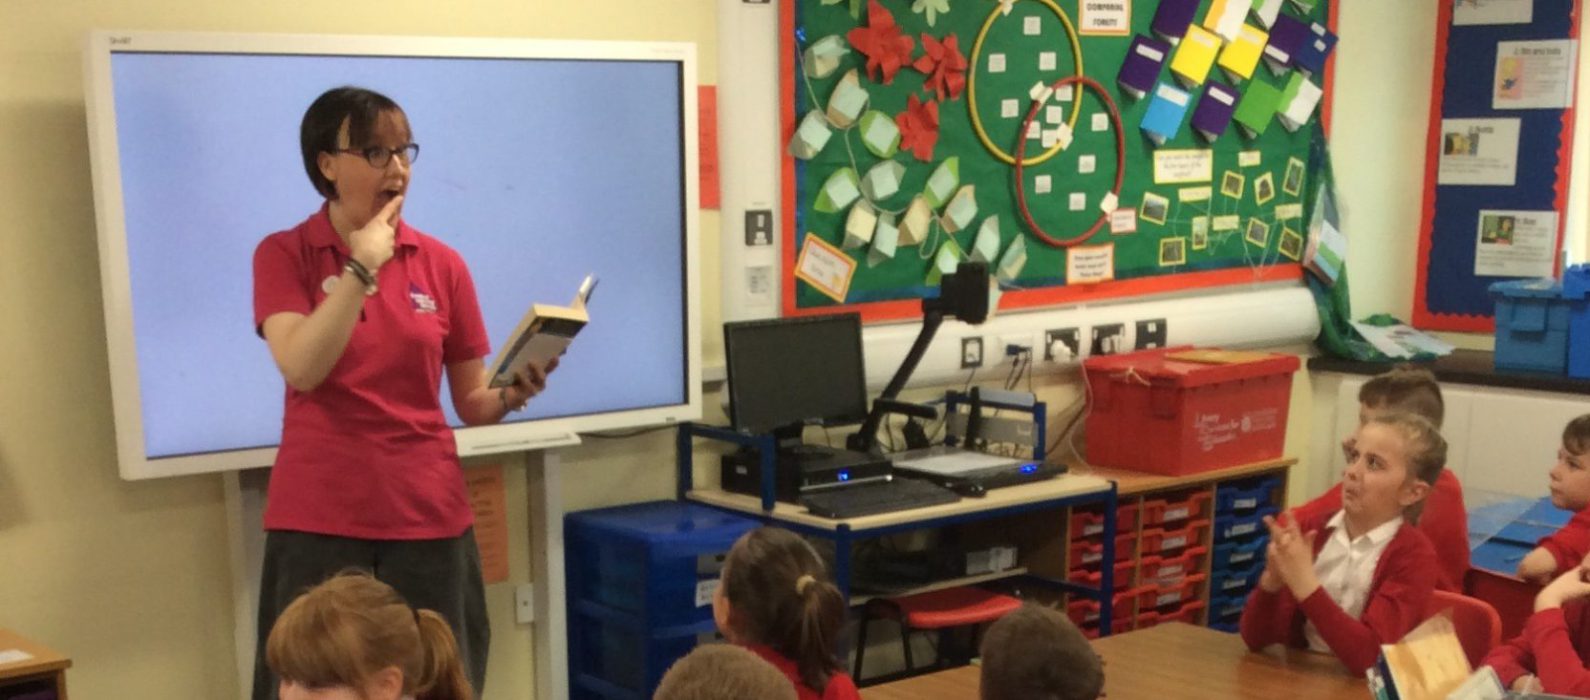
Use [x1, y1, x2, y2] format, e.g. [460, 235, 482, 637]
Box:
[515, 584, 534, 624]
[1091, 323, 1126, 356]
[961, 336, 984, 368]
[1135, 318, 1168, 349]
[1044, 328, 1080, 362]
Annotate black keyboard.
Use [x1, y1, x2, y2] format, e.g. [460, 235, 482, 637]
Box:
[800, 478, 961, 519]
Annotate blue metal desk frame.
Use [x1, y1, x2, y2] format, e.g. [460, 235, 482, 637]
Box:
[675, 423, 1121, 632]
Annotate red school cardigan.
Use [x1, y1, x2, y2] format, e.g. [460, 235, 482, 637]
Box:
[1483, 600, 1590, 695]
[1238, 509, 1439, 676]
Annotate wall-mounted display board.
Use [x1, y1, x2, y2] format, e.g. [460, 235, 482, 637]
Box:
[1413, 0, 1581, 332]
[780, 0, 1338, 320]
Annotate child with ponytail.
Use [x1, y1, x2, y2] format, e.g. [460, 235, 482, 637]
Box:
[266, 571, 473, 700]
[712, 527, 861, 700]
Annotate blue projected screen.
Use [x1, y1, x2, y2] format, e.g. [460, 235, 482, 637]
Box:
[106, 50, 690, 459]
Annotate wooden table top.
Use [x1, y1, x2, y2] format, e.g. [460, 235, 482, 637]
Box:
[0, 628, 71, 681]
[1073, 457, 1296, 497]
[861, 622, 1367, 700]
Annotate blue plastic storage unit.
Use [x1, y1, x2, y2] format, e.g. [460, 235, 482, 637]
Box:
[1207, 475, 1282, 632]
[565, 501, 760, 699]
[1490, 279, 1572, 374]
[1564, 264, 1590, 379]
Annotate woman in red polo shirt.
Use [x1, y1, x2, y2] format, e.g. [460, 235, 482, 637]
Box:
[250, 86, 549, 700]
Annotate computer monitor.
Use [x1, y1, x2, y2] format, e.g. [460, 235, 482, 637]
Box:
[723, 313, 869, 444]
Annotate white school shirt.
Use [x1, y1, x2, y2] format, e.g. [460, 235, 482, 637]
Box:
[1303, 512, 1404, 653]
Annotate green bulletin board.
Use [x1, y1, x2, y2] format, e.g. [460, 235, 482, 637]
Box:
[782, 0, 1333, 320]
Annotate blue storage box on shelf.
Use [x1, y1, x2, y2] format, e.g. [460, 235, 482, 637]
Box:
[1212, 536, 1266, 571]
[1490, 279, 1572, 374]
[565, 501, 761, 699]
[1466, 494, 1570, 574]
[1215, 475, 1282, 515]
[566, 501, 759, 627]
[1211, 560, 1262, 597]
[1215, 505, 1279, 541]
[569, 603, 708, 697]
[1566, 264, 1590, 379]
[1209, 591, 1247, 629]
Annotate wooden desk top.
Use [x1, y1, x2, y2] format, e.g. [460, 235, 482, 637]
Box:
[862, 622, 1366, 700]
[1073, 457, 1295, 497]
[0, 628, 71, 681]
[687, 472, 1113, 532]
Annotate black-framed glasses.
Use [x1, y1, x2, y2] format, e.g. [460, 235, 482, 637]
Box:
[337, 143, 420, 168]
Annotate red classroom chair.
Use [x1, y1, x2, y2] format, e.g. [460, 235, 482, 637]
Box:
[1464, 567, 1542, 642]
[1426, 589, 1503, 669]
[852, 586, 1022, 684]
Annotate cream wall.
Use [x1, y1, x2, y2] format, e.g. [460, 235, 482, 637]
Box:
[0, 2, 715, 698]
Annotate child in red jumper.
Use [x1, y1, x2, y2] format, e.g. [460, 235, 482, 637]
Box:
[1482, 560, 1590, 695]
[1291, 366, 1469, 593]
[1240, 413, 1444, 676]
[1517, 414, 1590, 585]
[712, 528, 861, 700]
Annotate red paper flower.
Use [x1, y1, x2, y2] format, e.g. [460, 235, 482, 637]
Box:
[896, 95, 941, 162]
[847, 0, 915, 85]
[913, 33, 967, 102]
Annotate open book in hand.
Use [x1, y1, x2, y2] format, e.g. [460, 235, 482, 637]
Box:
[486, 274, 596, 389]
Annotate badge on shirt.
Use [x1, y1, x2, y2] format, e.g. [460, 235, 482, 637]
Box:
[408, 282, 437, 314]
[322, 275, 339, 294]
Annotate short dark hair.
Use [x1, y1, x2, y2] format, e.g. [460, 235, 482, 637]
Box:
[1359, 365, 1444, 428]
[299, 86, 409, 199]
[1565, 414, 1590, 456]
[653, 644, 796, 700]
[979, 604, 1103, 700]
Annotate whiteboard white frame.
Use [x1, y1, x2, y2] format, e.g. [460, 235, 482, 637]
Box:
[83, 30, 703, 480]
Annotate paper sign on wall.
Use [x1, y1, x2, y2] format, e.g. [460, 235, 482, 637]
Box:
[1080, 0, 1131, 35]
[1493, 40, 1577, 110]
[1474, 210, 1558, 278]
[1453, 0, 1532, 26]
[1067, 244, 1116, 284]
[1153, 149, 1214, 184]
[1437, 118, 1520, 186]
[795, 233, 857, 302]
[466, 465, 510, 585]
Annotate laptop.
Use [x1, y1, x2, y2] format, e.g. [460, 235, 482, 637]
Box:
[889, 444, 1063, 493]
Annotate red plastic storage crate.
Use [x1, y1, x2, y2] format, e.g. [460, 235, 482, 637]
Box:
[1067, 587, 1148, 628]
[1139, 519, 1210, 558]
[1083, 347, 1300, 475]
[1142, 490, 1212, 527]
[1136, 600, 1207, 629]
[1069, 502, 1140, 538]
[1069, 532, 1136, 566]
[1068, 557, 1137, 591]
[1139, 545, 1209, 586]
[1136, 573, 1207, 611]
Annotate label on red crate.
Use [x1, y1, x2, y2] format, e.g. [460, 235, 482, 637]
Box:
[1157, 590, 1185, 607]
[695, 578, 719, 607]
[1083, 524, 1106, 536]
[1234, 497, 1258, 509]
[1164, 506, 1191, 521]
[1194, 407, 1281, 452]
[1155, 564, 1186, 579]
[1228, 523, 1258, 537]
[1162, 535, 1188, 550]
[1082, 551, 1103, 564]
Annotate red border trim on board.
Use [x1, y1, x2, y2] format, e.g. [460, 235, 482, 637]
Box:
[1412, 0, 1582, 333]
[1411, 0, 1457, 331]
[779, 0, 1327, 323]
